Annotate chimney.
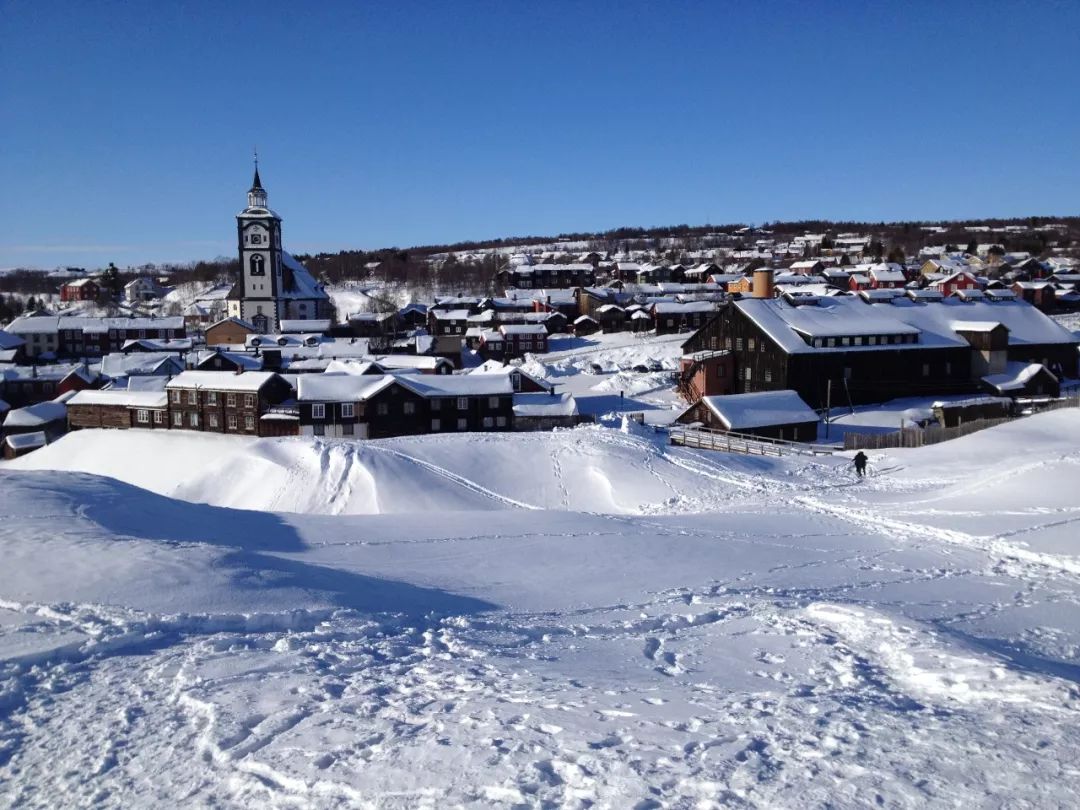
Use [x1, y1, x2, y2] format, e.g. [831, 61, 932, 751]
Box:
[753, 268, 775, 299]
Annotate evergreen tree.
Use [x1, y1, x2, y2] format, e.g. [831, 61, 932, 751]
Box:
[101, 262, 123, 298]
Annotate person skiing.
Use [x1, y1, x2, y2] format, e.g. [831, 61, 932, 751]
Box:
[853, 451, 868, 478]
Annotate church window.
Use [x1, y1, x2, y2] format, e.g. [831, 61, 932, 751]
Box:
[250, 254, 266, 276]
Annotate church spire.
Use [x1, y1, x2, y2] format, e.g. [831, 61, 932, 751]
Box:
[247, 150, 268, 208]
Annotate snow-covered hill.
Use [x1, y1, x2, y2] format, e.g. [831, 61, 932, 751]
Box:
[4, 413, 1080, 807]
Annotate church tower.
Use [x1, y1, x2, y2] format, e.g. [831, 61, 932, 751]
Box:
[233, 166, 284, 333]
[225, 160, 334, 333]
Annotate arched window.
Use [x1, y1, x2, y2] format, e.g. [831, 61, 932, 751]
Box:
[250, 254, 265, 276]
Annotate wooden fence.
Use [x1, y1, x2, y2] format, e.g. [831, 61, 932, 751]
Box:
[671, 426, 835, 457]
[843, 394, 1080, 451]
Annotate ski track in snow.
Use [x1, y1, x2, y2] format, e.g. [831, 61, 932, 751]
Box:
[4, 411, 1080, 806]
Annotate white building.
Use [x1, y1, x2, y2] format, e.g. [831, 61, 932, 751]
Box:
[226, 168, 334, 333]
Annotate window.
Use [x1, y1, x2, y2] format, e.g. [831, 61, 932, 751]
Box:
[376, 402, 388, 416]
[227, 393, 236, 407]
[764, 369, 772, 382]
[945, 362, 952, 375]
[813, 338, 823, 348]
[189, 412, 199, 428]
[208, 413, 219, 428]
[245, 416, 254, 431]
[827, 338, 836, 347]
[153, 410, 163, 424]
[511, 374, 522, 392]
[488, 396, 499, 409]
[841, 338, 851, 346]
[403, 402, 415, 415]
[207, 391, 217, 405]
[482, 416, 494, 428]
[457, 418, 467, 430]
[313, 423, 325, 436]
[250, 254, 265, 276]
[244, 394, 255, 408]
[744, 368, 752, 380]
[341, 403, 355, 418]
[853, 337, 862, 346]
[868, 336, 877, 345]
[136, 409, 149, 424]
[922, 363, 930, 377]
[312, 404, 326, 420]
[748, 338, 756, 351]
[457, 397, 468, 410]
[430, 399, 441, 411]
[228, 414, 238, 430]
[431, 418, 441, 431]
[735, 338, 743, 350]
[188, 390, 198, 405]
[496, 416, 507, 427]
[342, 423, 354, 435]
[173, 412, 183, 427]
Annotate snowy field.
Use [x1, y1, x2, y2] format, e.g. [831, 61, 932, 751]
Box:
[4, 411, 1080, 807]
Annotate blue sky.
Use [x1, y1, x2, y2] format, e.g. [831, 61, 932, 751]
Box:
[2, 1, 1078, 269]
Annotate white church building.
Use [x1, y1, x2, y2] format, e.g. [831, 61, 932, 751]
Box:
[226, 168, 334, 333]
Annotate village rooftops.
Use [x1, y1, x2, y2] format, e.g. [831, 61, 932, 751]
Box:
[67, 389, 168, 408]
[698, 390, 819, 431]
[652, 301, 716, 314]
[165, 370, 284, 392]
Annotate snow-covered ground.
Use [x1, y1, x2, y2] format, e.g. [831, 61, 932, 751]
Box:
[527, 332, 688, 423]
[4, 412, 1080, 807]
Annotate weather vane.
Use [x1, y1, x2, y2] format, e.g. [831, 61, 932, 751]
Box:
[254, 146, 259, 170]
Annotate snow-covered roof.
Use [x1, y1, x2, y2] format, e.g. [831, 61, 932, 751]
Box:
[196, 350, 264, 371]
[280, 318, 331, 333]
[653, 301, 716, 314]
[431, 309, 473, 320]
[165, 370, 283, 392]
[4, 431, 46, 451]
[700, 390, 818, 430]
[734, 296, 1076, 354]
[4, 400, 68, 428]
[278, 252, 330, 302]
[372, 354, 451, 371]
[513, 392, 578, 417]
[0, 330, 25, 350]
[500, 324, 547, 336]
[100, 352, 183, 378]
[67, 389, 168, 408]
[121, 338, 192, 352]
[296, 373, 397, 402]
[982, 362, 1056, 392]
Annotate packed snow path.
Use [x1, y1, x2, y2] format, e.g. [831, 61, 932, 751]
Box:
[3, 411, 1080, 807]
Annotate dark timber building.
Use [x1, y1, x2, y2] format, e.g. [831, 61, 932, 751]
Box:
[681, 289, 1078, 409]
